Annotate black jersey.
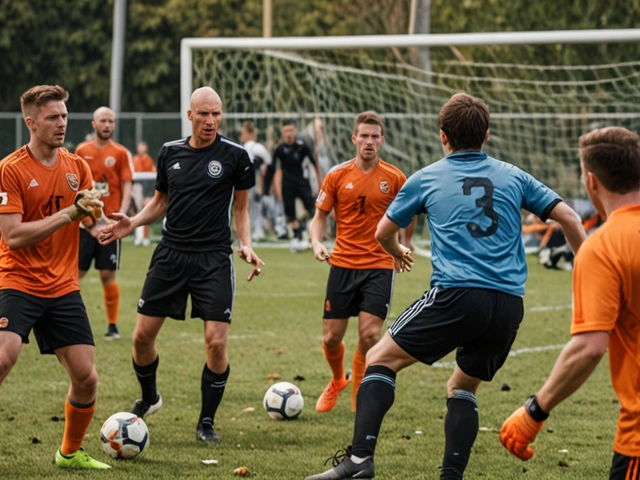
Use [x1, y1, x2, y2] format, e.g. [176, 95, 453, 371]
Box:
[272, 139, 316, 184]
[155, 134, 255, 253]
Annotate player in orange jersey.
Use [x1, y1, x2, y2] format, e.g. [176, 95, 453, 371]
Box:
[0, 85, 110, 469]
[501, 126, 640, 479]
[310, 111, 407, 413]
[132, 141, 156, 247]
[75, 107, 133, 339]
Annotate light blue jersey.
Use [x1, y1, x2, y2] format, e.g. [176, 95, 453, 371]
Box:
[386, 151, 561, 296]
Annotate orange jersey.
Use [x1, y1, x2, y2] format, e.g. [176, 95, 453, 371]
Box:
[0, 146, 93, 297]
[570, 204, 640, 456]
[75, 139, 133, 216]
[316, 159, 406, 269]
[133, 153, 156, 172]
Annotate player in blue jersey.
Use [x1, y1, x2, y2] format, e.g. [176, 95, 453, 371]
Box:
[305, 93, 587, 480]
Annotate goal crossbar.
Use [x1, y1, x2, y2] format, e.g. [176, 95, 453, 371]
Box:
[180, 28, 640, 134]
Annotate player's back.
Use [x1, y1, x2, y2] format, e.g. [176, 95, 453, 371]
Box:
[391, 151, 560, 296]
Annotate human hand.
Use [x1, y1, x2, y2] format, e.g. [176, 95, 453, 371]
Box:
[238, 245, 265, 268]
[312, 241, 330, 262]
[99, 212, 133, 245]
[500, 405, 546, 460]
[61, 189, 105, 222]
[393, 247, 414, 273]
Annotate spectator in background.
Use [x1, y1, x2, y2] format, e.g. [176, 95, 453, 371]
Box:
[132, 141, 156, 247]
[240, 121, 272, 242]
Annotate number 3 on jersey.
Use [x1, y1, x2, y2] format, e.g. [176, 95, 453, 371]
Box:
[462, 177, 498, 238]
[0, 192, 7, 206]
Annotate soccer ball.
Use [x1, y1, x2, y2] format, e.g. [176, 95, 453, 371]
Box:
[100, 412, 149, 459]
[263, 382, 304, 420]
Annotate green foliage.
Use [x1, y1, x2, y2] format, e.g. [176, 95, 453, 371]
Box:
[1, 0, 640, 111]
[0, 242, 617, 479]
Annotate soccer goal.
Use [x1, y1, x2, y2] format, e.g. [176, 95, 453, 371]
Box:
[181, 30, 640, 199]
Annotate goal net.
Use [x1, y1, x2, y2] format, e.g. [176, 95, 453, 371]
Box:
[184, 34, 640, 200]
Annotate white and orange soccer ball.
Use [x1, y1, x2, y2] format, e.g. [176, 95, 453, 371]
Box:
[263, 382, 304, 420]
[100, 412, 149, 459]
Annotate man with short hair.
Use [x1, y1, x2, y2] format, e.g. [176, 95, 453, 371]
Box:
[0, 85, 109, 469]
[272, 120, 322, 251]
[75, 107, 133, 339]
[310, 111, 406, 414]
[240, 120, 274, 241]
[305, 93, 587, 480]
[500, 126, 640, 480]
[100, 86, 263, 443]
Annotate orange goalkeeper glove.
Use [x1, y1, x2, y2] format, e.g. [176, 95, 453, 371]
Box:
[500, 396, 548, 461]
[61, 189, 105, 222]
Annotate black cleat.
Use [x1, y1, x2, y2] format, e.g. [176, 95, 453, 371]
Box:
[104, 324, 120, 339]
[131, 392, 162, 418]
[305, 447, 374, 479]
[196, 423, 221, 442]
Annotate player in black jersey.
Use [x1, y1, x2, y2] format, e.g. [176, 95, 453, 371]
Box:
[100, 87, 264, 443]
[272, 120, 322, 251]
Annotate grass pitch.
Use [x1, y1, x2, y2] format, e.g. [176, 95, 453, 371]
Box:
[0, 241, 617, 479]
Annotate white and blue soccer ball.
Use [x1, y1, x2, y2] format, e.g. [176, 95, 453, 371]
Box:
[263, 382, 304, 420]
[100, 412, 149, 459]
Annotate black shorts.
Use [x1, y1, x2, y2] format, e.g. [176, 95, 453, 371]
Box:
[388, 287, 524, 381]
[79, 228, 121, 271]
[137, 244, 235, 322]
[610, 452, 640, 480]
[282, 180, 315, 222]
[323, 267, 395, 320]
[0, 289, 94, 355]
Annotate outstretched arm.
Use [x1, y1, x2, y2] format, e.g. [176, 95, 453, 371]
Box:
[100, 190, 167, 244]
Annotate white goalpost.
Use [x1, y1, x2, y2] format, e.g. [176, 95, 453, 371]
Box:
[180, 29, 640, 199]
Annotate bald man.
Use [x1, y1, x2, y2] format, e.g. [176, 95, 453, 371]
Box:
[99, 87, 264, 443]
[75, 106, 133, 339]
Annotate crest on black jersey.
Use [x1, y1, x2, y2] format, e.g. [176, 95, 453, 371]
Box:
[208, 160, 223, 178]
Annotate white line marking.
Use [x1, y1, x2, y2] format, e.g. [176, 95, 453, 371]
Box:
[432, 344, 566, 368]
[527, 304, 571, 312]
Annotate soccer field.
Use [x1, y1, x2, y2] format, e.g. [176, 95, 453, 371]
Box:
[0, 241, 617, 479]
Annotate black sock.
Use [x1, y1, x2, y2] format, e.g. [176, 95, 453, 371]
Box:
[351, 365, 396, 458]
[133, 356, 159, 404]
[440, 390, 479, 480]
[199, 364, 230, 426]
[293, 227, 302, 240]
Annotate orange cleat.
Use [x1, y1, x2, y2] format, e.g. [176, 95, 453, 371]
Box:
[315, 377, 350, 413]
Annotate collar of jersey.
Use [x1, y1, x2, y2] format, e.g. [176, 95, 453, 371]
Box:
[446, 151, 487, 162]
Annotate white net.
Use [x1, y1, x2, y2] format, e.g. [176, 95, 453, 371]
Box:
[192, 48, 640, 198]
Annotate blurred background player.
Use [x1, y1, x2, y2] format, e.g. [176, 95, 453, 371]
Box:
[272, 120, 322, 251]
[305, 93, 587, 480]
[240, 120, 272, 242]
[0, 85, 109, 469]
[500, 127, 640, 480]
[99, 87, 263, 443]
[132, 141, 156, 247]
[310, 111, 406, 414]
[75, 107, 133, 339]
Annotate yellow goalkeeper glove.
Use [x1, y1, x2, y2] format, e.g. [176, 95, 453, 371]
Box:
[500, 396, 548, 461]
[61, 189, 105, 222]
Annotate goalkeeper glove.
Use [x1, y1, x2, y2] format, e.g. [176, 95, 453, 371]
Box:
[500, 396, 548, 461]
[61, 189, 105, 222]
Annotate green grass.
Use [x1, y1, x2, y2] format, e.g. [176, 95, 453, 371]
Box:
[0, 241, 617, 479]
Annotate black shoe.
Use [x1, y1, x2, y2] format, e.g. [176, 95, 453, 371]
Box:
[104, 324, 120, 339]
[131, 392, 162, 418]
[305, 446, 374, 479]
[196, 423, 220, 442]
